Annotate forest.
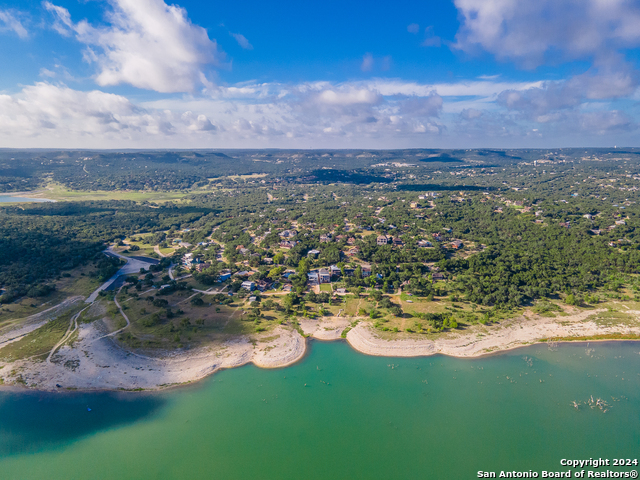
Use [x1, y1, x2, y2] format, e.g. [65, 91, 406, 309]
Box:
[1, 148, 640, 313]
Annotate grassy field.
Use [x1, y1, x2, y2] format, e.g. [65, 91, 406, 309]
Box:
[0, 309, 80, 362]
[29, 183, 193, 203]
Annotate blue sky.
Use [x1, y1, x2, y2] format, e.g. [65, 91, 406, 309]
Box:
[1, 0, 640, 148]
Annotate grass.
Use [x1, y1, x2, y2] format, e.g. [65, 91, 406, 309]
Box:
[37, 182, 192, 203]
[319, 284, 333, 292]
[0, 311, 77, 362]
[585, 310, 639, 327]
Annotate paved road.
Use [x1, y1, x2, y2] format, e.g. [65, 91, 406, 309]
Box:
[85, 247, 160, 303]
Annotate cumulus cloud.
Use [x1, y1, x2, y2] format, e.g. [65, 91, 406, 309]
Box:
[230, 32, 253, 50]
[0, 82, 219, 146]
[453, 0, 640, 66]
[0, 9, 28, 38]
[497, 60, 639, 120]
[407, 23, 420, 34]
[44, 0, 223, 93]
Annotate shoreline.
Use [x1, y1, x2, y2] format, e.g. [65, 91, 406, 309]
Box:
[1, 309, 639, 393]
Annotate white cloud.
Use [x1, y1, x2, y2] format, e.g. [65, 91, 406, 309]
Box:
[230, 32, 253, 50]
[361, 53, 374, 72]
[0, 9, 28, 38]
[407, 23, 420, 34]
[0, 83, 219, 147]
[453, 0, 640, 66]
[44, 0, 223, 93]
[0, 78, 635, 149]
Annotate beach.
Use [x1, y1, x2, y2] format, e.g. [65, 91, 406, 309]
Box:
[1, 303, 639, 391]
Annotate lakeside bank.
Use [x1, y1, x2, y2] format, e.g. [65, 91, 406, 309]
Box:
[1, 305, 639, 392]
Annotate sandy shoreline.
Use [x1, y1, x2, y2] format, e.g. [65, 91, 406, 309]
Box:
[1, 307, 639, 392]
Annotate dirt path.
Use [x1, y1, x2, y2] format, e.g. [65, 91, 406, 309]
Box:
[90, 286, 131, 343]
[46, 305, 91, 363]
[154, 245, 167, 257]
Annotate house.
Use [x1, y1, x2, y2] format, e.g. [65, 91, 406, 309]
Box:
[263, 257, 274, 264]
[432, 233, 443, 242]
[283, 284, 293, 292]
[308, 272, 319, 284]
[417, 240, 433, 248]
[583, 214, 593, 220]
[248, 296, 257, 302]
[320, 234, 333, 243]
[318, 269, 331, 283]
[280, 240, 297, 249]
[590, 229, 601, 235]
[279, 229, 298, 238]
[361, 265, 372, 277]
[336, 288, 347, 295]
[239, 248, 250, 255]
[218, 270, 232, 282]
[432, 273, 445, 281]
[256, 280, 272, 292]
[195, 263, 209, 272]
[392, 237, 404, 247]
[615, 219, 626, 225]
[377, 235, 389, 245]
[241, 281, 255, 291]
[330, 265, 342, 276]
[347, 237, 356, 245]
[449, 240, 463, 250]
[307, 249, 321, 258]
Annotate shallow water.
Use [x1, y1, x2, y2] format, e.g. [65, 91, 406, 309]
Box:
[0, 196, 54, 203]
[0, 341, 638, 479]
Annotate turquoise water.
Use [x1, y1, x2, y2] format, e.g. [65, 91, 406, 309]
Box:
[0, 341, 638, 479]
[0, 196, 54, 203]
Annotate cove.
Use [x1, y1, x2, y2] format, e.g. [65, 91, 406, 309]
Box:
[0, 341, 638, 480]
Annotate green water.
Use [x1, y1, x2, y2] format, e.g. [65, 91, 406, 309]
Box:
[0, 341, 639, 479]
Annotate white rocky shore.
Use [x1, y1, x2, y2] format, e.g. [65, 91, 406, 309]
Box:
[1, 307, 639, 391]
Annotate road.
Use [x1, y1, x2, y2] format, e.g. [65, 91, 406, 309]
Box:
[85, 246, 159, 303]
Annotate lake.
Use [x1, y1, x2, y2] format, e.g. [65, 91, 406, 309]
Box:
[0, 341, 638, 479]
[0, 195, 55, 203]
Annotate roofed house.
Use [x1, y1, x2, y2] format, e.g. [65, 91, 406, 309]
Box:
[280, 240, 297, 249]
[417, 240, 433, 248]
[307, 249, 320, 258]
[449, 240, 463, 250]
[432, 273, 445, 281]
[279, 229, 298, 238]
[377, 235, 389, 245]
[318, 269, 331, 283]
[361, 265, 372, 277]
[241, 281, 255, 291]
[218, 270, 232, 282]
[320, 233, 333, 243]
[392, 237, 404, 247]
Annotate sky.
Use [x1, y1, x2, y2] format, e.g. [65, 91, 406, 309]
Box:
[1, 0, 640, 149]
